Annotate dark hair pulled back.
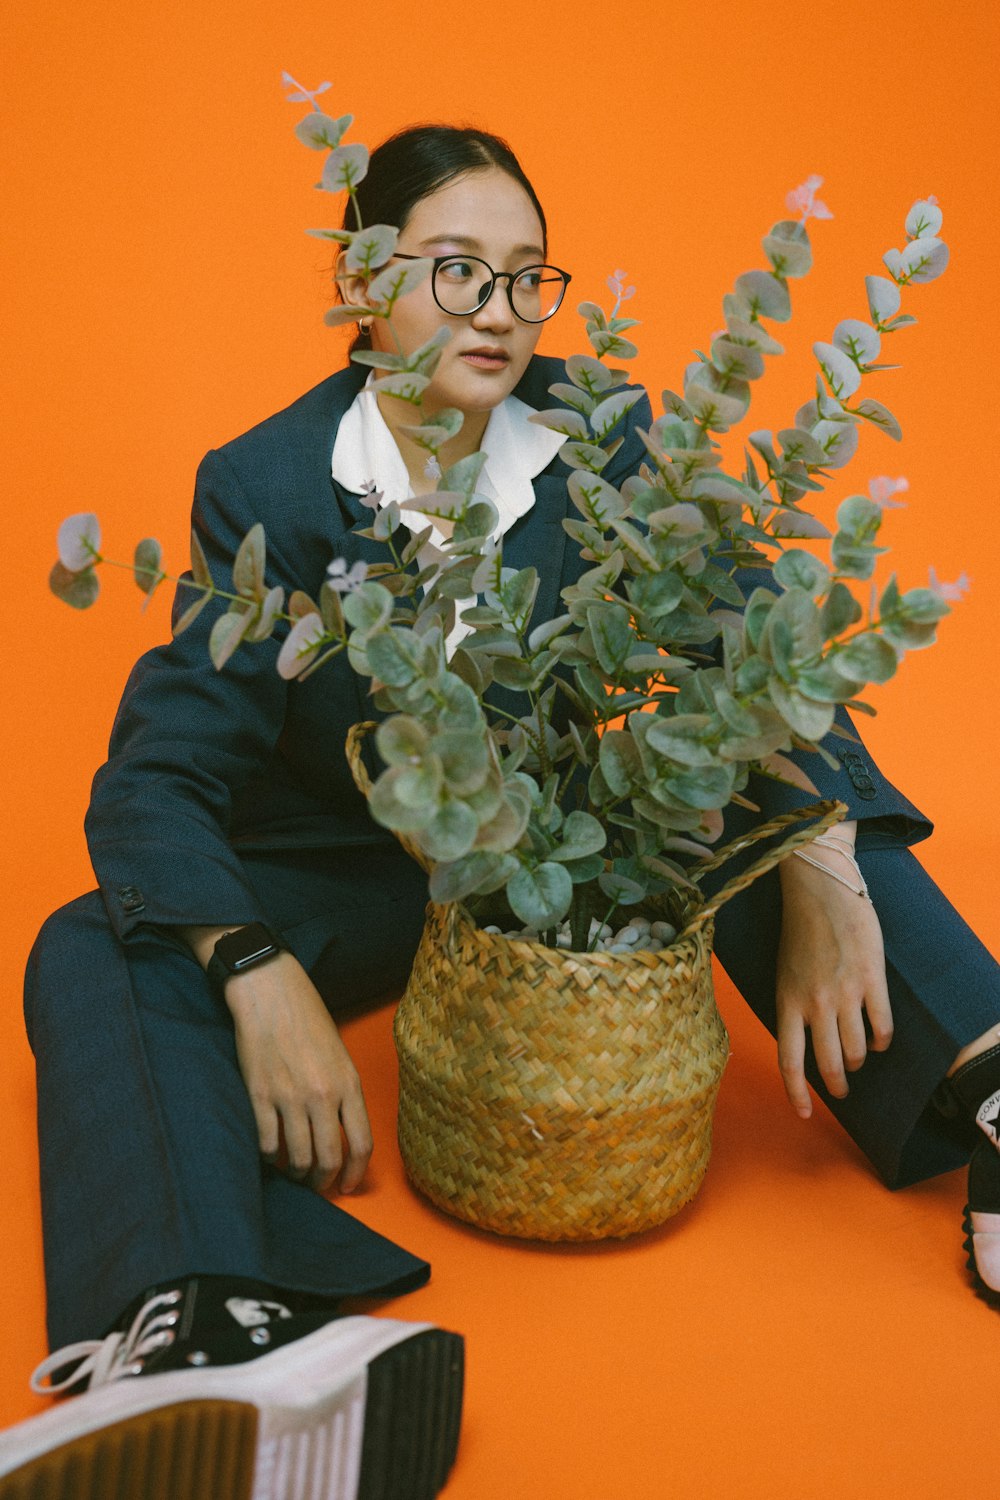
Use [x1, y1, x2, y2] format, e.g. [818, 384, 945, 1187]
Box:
[343, 124, 547, 353]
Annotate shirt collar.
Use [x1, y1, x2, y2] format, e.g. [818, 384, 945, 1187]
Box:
[330, 378, 565, 515]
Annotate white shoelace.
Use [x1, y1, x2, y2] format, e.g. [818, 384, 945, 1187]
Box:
[30, 1290, 182, 1395]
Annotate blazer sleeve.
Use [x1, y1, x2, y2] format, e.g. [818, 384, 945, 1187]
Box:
[85, 446, 297, 942]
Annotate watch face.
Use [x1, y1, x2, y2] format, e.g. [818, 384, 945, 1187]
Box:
[215, 922, 281, 973]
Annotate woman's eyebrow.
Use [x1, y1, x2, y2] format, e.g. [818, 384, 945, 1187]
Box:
[416, 233, 546, 259]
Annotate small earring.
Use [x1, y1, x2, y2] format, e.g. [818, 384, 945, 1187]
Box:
[358, 317, 373, 332]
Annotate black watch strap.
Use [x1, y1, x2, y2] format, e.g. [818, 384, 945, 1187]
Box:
[206, 921, 284, 995]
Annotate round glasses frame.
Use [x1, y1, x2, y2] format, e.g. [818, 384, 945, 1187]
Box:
[393, 253, 572, 324]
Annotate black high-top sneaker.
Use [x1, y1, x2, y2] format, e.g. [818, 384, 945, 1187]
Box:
[0, 1276, 464, 1500]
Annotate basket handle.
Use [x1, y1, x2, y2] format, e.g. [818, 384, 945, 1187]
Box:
[346, 720, 435, 876]
[678, 798, 849, 939]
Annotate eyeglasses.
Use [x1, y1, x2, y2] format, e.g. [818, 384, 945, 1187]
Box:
[393, 254, 572, 323]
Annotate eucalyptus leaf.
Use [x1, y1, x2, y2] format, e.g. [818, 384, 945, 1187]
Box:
[209, 604, 255, 671]
[733, 270, 792, 322]
[344, 223, 398, 274]
[172, 586, 212, 636]
[833, 318, 881, 367]
[565, 353, 615, 393]
[247, 584, 284, 641]
[368, 371, 431, 404]
[528, 407, 589, 440]
[133, 538, 163, 596]
[813, 342, 862, 399]
[367, 257, 432, 307]
[853, 399, 902, 441]
[295, 111, 351, 151]
[57, 512, 101, 572]
[550, 811, 606, 861]
[773, 549, 831, 594]
[429, 851, 519, 904]
[834, 632, 898, 683]
[321, 142, 369, 193]
[508, 862, 573, 929]
[589, 389, 642, 441]
[49, 561, 99, 609]
[276, 611, 325, 679]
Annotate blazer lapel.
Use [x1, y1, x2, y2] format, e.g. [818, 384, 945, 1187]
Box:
[501, 467, 570, 629]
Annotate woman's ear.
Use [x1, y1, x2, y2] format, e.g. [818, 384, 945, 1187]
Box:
[335, 251, 373, 314]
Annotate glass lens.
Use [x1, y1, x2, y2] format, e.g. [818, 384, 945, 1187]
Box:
[433, 256, 495, 315]
[511, 265, 568, 322]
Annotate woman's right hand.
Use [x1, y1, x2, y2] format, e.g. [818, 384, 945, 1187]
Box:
[222, 952, 373, 1195]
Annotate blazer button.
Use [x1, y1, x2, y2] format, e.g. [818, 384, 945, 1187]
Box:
[118, 885, 146, 914]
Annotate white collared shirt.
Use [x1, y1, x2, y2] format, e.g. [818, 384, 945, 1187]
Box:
[331, 376, 564, 649]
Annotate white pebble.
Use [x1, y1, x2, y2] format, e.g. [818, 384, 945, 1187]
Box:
[629, 916, 651, 934]
[555, 932, 572, 948]
[589, 920, 612, 939]
[650, 921, 676, 943]
[644, 938, 663, 953]
[614, 926, 640, 946]
[483, 925, 502, 935]
[608, 943, 635, 955]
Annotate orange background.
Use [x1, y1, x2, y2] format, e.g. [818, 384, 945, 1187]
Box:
[2, 1, 998, 1495]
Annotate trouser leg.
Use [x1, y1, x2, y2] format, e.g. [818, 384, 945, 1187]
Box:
[24, 846, 431, 1350]
[711, 845, 1000, 1189]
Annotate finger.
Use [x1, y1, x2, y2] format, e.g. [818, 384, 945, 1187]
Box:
[338, 1082, 375, 1193]
[280, 1104, 315, 1181]
[251, 1098, 280, 1162]
[777, 1007, 812, 1118]
[811, 1010, 850, 1099]
[837, 1004, 869, 1073]
[307, 1096, 344, 1195]
[864, 972, 894, 1053]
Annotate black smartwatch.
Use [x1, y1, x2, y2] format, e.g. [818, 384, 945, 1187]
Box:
[206, 922, 285, 995]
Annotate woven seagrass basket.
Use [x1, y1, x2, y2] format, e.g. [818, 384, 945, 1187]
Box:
[347, 722, 846, 1241]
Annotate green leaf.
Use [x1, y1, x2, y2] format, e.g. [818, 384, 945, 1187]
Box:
[564, 353, 615, 394]
[368, 371, 431, 405]
[429, 851, 519, 904]
[589, 389, 642, 442]
[434, 729, 490, 794]
[375, 715, 430, 766]
[529, 407, 589, 440]
[773, 549, 831, 594]
[865, 274, 901, 324]
[441, 450, 488, 498]
[295, 111, 352, 151]
[550, 811, 606, 862]
[321, 142, 370, 193]
[172, 587, 212, 636]
[820, 581, 862, 638]
[233, 523, 266, 598]
[508, 862, 573, 929]
[834, 632, 898, 684]
[762, 220, 813, 278]
[559, 441, 612, 474]
[833, 318, 880, 367]
[767, 678, 835, 741]
[366, 629, 425, 687]
[367, 257, 432, 307]
[587, 602, 633, 675]
[247, 584, 284, 642]
[133, 538, 163, 595]
[191, 530, 212, 589]
[567, 472, 625, 528]
[646, 714, 718, 768]
[344, 223, 398, 274]
[814, 342, 862, 400]
[209, 604, 254, 670]
[597, 871, 645, 905]
[733, 270, 792, 322]
[343, 581, 393, 636]
[852, 399, 902, 441]
[710, 337, 765, 382]
[57, 512, 101, 572]
[49, 560, 99, 609]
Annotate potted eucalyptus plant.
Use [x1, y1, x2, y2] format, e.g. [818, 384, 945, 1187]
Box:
[51, 81, 956, 1240]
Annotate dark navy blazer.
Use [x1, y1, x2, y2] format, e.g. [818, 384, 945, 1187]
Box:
[84, 355, 931, 946]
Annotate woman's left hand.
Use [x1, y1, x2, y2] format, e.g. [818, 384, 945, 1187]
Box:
[775, 834, 893, 1118]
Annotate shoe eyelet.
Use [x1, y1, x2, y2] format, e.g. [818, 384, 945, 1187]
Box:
[163, 1290, 183, 1305]
[126, 1359, 145, 1376]
[186, 1350, 210, 1367]
[249, 1327, 271, 1346]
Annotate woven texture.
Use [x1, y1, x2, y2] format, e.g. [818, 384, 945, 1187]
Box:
[347, 721, 847, 1241]
[395, 900, 729, 1240]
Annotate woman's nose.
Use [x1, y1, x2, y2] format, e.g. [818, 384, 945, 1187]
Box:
[470, 278, 516, 331]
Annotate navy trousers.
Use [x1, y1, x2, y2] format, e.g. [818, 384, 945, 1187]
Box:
[24, 840, 1000, 1350]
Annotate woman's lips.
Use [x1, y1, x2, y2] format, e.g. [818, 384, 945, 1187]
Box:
[460, 349, 510, 371]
